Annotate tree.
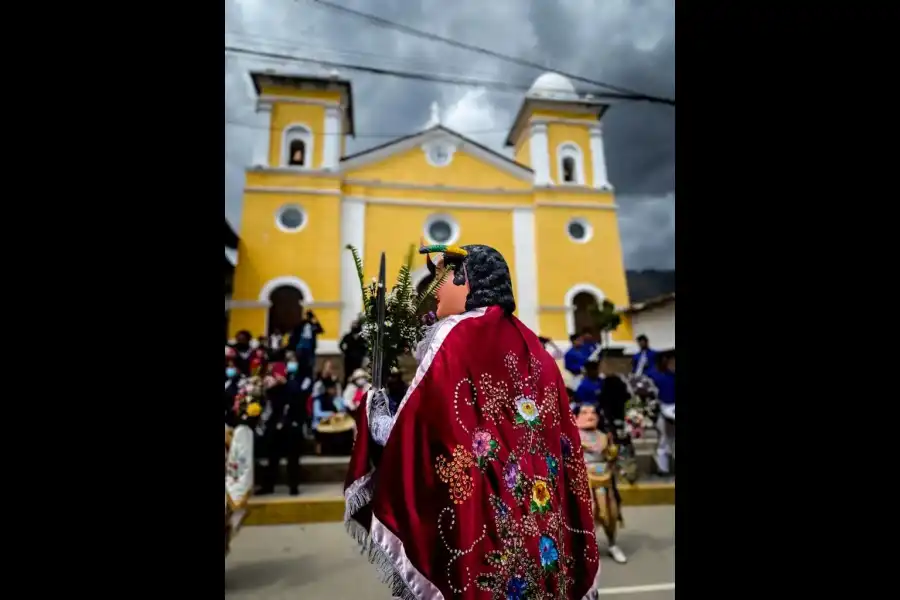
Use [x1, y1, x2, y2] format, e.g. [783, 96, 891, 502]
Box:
[590, 299, 621, 351]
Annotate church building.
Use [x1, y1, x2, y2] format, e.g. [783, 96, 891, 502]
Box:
[227, 70, 636, 355]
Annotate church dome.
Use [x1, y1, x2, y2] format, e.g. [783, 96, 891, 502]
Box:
[528, 72, 577, 99]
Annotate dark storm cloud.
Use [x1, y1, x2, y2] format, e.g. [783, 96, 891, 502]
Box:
[225, 0, 675, 268]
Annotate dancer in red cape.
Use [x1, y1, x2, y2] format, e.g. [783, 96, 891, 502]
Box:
[345, 243, 600, 600]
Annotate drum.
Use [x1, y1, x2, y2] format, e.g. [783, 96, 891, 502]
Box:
[315, 414, 356, 455]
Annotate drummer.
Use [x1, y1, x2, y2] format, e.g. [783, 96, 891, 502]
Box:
[312, 380, 353, 455]
[576, 403, 628, 565]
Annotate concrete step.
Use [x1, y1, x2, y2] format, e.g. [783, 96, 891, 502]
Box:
[245, 477, 676, 526]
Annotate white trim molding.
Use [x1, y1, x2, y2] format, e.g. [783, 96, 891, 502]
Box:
[227, 299, 340, 310]
[534, 200, 618, 210]
[274, 204, 308, 234]
[322, 106, 342, 170]
[563, 283, 606, 336]
[556, 142, 586, 186]
[528, 122, 551, 186]
[257, 95, 341, 109]
[512, 208, 539, 332]
[340, 196, 366, 334]
[363, 196, 525, 212]
[281, 123, 314, 169]
[589, 124, 613, 191]
[244, 186, 341, 197]
[423, 213, 460, 245]
[251, 103, 273, 168]
[258, 276, 315, 303]
[342, 179, 532, 196]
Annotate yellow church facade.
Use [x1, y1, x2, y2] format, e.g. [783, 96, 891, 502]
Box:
[228, 70, 636, 355]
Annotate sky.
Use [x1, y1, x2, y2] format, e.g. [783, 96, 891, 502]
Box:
[225, 0, 675, 270]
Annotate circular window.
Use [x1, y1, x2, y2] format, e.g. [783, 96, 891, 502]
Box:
[424, 142, 455, 167]
[276, 204, 307, 233]
[424, 214, 460, 245]
[567, 218, 592, 243]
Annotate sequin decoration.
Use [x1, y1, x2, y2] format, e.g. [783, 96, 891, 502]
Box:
[435, 446, 476, 504]
[477, 373, 508, 425]
[437, 506, 488, 596]
[453, 377, 475, 434]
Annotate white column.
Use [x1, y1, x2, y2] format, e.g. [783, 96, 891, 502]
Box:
[589, 124, 612, 190]
[340, 196, 367, 335]
[528, 122, 551, 186]
[512, 207, 539, 333]
[252, 101, 273, 168]
[322, 106, 342, 170]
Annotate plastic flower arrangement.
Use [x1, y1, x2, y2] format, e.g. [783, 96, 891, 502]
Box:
[346, 243, 447, 382]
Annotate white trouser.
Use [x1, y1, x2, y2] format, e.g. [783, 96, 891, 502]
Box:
[655, 413, 675, 473]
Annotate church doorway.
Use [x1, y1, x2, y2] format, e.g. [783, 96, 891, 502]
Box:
[571, 291, 600, 338]
[268, 285, 304, 336]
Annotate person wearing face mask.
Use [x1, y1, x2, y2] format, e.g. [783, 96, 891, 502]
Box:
[224, 355, 242, 427]
[342, 368, 371, 432]
[230, 330, 254, 376]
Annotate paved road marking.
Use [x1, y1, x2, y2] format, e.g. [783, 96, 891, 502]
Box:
[599, 583, 675, 595]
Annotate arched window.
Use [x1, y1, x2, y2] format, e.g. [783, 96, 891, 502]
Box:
[557, 142, 585, 185]
[282, 125, 313, 168]
[288, 139, 306, 166]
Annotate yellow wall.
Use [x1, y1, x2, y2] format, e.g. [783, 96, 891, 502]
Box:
[346, 147, 531, 191]
[229, 190, 343, 339]
[362, 202, 517, 309]
[534, 205, 633, 342]
[514, 135, 531, 168]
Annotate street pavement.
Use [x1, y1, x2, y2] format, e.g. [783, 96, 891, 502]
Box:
[225, 506, 674, 599]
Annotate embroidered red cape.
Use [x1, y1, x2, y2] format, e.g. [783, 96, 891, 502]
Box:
[345, 306, 600, 600]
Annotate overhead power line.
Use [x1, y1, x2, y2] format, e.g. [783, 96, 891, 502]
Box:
[308, 0, 674, 107]
[225, 117, 513, 139]
[225, 45, 666, 105]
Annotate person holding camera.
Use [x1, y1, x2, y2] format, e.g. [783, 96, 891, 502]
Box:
[289, 310, 324, 370]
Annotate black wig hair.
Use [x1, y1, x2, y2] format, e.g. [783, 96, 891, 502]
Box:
[449, 244, 516, 314]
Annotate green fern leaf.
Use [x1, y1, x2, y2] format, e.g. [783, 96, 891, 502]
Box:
[345, 244, 370, 310]
[416, 267, 448, 312]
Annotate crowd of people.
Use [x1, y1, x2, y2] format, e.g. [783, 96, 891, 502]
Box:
[223, 313, 410, 497]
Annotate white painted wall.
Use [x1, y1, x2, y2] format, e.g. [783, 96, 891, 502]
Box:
[631, 301, 675, 351]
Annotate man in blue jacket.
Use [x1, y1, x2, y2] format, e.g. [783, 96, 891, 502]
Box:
[649, 352, 675, 475]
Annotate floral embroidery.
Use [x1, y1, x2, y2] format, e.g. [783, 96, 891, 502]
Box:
[530, 479, 552, 514]
[560, 435, 572, 459]
[546, 454, 559, 481]
[539, 535, 560, 572]
[514, 396, 541, 427]
[477, 496, 546, 600]
[472, 428, 499, 469]
[435, 445, 476, 504]
[503, 457, 526, 501]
